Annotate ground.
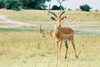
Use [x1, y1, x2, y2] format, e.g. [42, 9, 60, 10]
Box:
[0, 10, 100, 35]
[0, 9, 100, 67]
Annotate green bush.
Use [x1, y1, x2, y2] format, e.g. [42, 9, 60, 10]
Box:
[0, 1, 5, 9]
[52, 5, 59, 10]
[4, 0, 20, 11]
[52, 5, 64, 10]
[21, 0, 50, 9]
[0, 0, 51, 10]
[4, 0, 12, 9]
[11, 1, 21, 11]
[68, 8, 71, 11]
[80, 4, 91, 12]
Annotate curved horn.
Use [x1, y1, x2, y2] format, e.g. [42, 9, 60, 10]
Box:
[48, 4, 58, 17]
[59, 10, 65, 18]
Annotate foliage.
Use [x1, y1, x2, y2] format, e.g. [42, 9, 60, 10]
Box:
[68, 8, 71, 10]
[4, 0, 12, 9]
[0, 0, 51, 11]
[2, 0, 20, 11]
[0, 0, 5, 8]
[76, 9, 79, 10]
[11, 1, 20, 11]
[51, 5, 64, 10]
[80, 4, 92, 12]
[21, 0, 50, 9]
[51, 5, 59, 10]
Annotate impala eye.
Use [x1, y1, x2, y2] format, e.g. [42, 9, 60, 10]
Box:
[61, 16, 67, 21]
[51, 17, 56, 21]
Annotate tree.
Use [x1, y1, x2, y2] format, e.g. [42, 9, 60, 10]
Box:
[68, 8, 71, 10]
[0, 0, 51, 10]
[0, 0, 5, 9]
[51, 0, 66, 10]
[52, 5, 59, 10]
[4, 0, 20, 11]
[11, 0, 20, 11]
[80, 4, 91, 12]
[52, 5, 64, 10]
[21, 0, 51, 9]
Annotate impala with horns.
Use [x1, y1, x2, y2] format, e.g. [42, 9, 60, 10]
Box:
[48, 4, 78, 60]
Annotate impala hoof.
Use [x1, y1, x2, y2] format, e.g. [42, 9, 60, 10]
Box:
[75, 55, 78, 58]
[65, 56, 67, 60]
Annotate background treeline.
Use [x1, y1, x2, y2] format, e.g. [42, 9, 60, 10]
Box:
[0, 0, 65, 11]
[0, 0, 92, 11]
[0, 0, 51, 11]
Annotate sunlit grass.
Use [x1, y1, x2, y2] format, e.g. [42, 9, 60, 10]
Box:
[0, 9, 100, 67]
[0, 10, 100, 23]
[0, 31, 100, 67]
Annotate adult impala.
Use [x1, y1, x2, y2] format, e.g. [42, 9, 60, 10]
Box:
[48, 5, 78, 60]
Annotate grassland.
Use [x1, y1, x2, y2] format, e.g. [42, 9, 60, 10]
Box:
[0, 10, 100, 23]
[0, 10, 100, 35]
[0, 31, 100, 67]
[0, 10, 100, 67]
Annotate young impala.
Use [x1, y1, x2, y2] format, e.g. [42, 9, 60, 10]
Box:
[39, 24, 52, 37]
[48, 5, 78, 60]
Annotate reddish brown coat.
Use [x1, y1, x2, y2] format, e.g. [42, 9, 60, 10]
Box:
[54, 27, 74, 40]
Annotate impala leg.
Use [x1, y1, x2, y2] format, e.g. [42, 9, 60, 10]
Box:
[59, 41, 62, 51]
[55, 40, 60, 61]
[42, 34, 45, 38]
[56, 40, 61, 67]
[71, 39, 78, 58]
[50, 33, 53, 37]
[65, 40, 69, 60]
[44, 38, 49, 48]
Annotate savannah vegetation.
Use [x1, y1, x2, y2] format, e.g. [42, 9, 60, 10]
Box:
[0, 0, 92, 11]
[0, 31, 100, 67]
[0, 0, 100, 66]
[80, 4, 92, 12]
[0, 0, 51, 10]
[0, 9, 100, 67]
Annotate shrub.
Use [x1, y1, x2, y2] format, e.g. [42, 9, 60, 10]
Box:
[4, 0, 20, 11]
[80, 4, 91, 12]
[0, 1, 5, 9]
[21, 0, 50, 9]
[68, 8, 71, 11]
[11, 1, 21, 11]
[4, 0, 12, 9]
[52, 5, 64, 10]
[52, 5, 59, 10]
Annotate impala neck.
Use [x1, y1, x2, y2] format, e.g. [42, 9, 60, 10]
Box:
[54, 25, 61, 34]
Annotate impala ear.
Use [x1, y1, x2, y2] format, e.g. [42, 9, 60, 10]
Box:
[61, 16, 67, 21]
[51, 17, 56, 21]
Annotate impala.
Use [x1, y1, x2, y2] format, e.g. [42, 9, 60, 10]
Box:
[48, 5, 78, 60]
[39, 24, 52, 37]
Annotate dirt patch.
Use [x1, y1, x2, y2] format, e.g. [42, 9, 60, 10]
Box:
[0, 15, 38, 28]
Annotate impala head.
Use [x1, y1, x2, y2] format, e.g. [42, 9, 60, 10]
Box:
[48, 4, 66, 28]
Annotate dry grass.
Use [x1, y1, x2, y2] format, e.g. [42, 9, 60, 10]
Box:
[0, 10, 100, 23]
[0, 31, 100, 67]
[0, 9, 100, 67]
